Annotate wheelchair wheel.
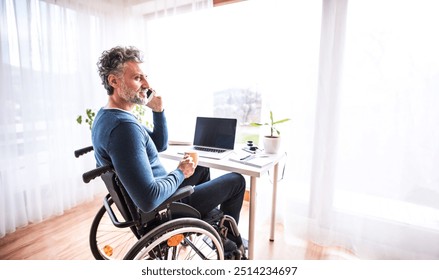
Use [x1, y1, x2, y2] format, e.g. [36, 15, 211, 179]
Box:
[124, 218, 224, 260]
[89, 204, 138, 260]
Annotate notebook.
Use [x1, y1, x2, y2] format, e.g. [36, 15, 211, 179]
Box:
[229, 154, 274, 168]
[185, 117, 237, 160]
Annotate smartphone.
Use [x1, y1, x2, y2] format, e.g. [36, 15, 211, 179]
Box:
[242, 147, 257, 154]
[146, 88, 154, 103]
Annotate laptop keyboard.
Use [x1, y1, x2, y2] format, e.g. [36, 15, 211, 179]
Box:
[194, 147, 226, 153]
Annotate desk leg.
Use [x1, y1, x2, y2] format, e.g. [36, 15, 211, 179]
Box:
[270, 163, 279, 241]
[248, 176, 257, 260]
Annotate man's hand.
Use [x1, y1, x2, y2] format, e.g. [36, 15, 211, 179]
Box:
[146, 90, 163, 112]
[177, 155, 196, 178]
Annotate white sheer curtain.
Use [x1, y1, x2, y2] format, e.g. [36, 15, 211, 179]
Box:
[0, 0, 211, 238]
[305, 0, 439, 259]
[145, 0, 439, 259]
[294, 0, 439, 259]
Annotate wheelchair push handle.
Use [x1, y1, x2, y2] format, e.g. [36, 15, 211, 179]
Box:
[83, 165, 113, 183]
[74, 146, 94, 158]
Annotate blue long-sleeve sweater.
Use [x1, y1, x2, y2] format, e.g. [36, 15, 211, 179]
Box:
[91, 108, 184, 213]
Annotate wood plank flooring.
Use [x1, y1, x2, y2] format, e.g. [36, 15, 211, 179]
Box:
[0, 194, 103, 260]
[0, 192, 357, 260]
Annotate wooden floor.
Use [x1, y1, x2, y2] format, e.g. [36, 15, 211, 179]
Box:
[0, 192, 358, 260]
[0, 194, 104, 260]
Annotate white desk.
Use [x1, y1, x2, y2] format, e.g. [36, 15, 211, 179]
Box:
[159, 145, 285, 260]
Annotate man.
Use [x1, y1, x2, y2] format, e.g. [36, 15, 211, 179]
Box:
[91, 46, 246, 241]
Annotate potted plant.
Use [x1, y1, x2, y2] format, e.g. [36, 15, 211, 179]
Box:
[250, 111, 291, 154]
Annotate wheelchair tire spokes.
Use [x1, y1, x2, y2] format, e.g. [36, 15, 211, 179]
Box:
[183, 235, 210, 260]
[89, 204, 138, 260]
[123, 218, 224, 260]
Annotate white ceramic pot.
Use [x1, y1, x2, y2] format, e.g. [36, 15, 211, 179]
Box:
[263, 136, 281, 154]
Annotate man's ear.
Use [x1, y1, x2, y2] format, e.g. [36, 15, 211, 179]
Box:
[108, 74, 119, 88]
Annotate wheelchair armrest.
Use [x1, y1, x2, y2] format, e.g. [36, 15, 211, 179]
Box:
[103, 193, 138, 228]
[159, 185, 194, 208]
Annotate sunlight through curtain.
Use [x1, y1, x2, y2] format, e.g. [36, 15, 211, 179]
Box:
[308, 0, 439, 259]
[0, 0, 212, 237]
[297, 0, 439, 259]
[145, 0, 439, 259]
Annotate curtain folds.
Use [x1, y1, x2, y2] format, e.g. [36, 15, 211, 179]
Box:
[0, 0, 212, 238]
[305, 0, 439, 259]
[147, 0, 439, 259]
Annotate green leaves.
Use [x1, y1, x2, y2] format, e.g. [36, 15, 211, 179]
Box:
[76, 106, 152, 131]
[249, 122, 269, 127]
[273, 118, 291, 125]
[132, 105, 153, 128]
[250, 111, 291, 137]
[76, 109, 95, 130]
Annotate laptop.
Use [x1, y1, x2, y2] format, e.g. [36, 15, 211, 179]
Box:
[185, 117, 237, 160]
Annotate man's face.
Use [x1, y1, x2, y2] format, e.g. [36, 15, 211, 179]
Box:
[119, 61, 150, 106]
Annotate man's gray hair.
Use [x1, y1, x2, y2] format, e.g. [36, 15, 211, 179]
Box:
[97, 46, 144, 95]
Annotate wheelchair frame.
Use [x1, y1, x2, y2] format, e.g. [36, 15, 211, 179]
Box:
[75, 146, 245, 260]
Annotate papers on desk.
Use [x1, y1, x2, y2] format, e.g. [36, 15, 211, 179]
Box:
[229, 153, 274, 168]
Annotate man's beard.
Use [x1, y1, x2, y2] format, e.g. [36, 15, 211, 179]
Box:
[120, 82, 147, 106]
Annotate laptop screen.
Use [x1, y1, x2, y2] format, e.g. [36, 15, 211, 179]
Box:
[193, 117, 237, 150]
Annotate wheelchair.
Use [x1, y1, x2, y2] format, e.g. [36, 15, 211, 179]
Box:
[75, 146, 246, 260]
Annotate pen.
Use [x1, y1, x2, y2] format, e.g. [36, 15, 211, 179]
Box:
[240, 154, 255, 161]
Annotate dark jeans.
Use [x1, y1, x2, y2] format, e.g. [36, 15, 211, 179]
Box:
[179, 166, 246, 224]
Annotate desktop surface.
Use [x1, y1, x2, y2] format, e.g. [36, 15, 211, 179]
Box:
[161, 144, 284, 178]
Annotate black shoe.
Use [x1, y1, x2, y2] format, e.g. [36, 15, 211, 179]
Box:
[227, 233, 245, 248]
[222, 238, 238, 257]
[238, 238, 248, 260]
